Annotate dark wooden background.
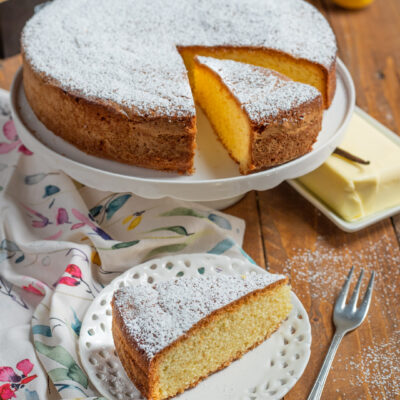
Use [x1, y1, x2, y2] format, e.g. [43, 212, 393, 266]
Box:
[0, 0, 44, 58]
[0, 0, 399, 398]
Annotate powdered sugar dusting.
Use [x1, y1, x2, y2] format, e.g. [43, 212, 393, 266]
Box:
[335, 331, 400, 399]
[283, 234, 400, 309]
[22, 0, 194, 118]
[113, 272, 286, 359]
[22, 0, 336, 118]
[282, 233, 400, 398]
[197, 56, 321, 121]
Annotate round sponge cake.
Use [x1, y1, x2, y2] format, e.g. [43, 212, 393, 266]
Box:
[22, 0, 337, 174]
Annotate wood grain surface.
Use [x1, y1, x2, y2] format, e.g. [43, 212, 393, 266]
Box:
[1, 1, 399, 398]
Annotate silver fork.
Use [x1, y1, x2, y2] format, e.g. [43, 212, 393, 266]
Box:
[307, 266, 375, 400]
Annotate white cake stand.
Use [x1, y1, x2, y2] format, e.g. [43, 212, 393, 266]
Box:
[10, 60, 355, 209]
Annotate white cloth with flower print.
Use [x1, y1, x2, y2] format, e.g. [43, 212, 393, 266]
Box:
[0, 89, 250, 399]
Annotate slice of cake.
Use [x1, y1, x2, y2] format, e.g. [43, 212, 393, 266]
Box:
[112, 272, 292, 400]
[193, 56, 324, 174]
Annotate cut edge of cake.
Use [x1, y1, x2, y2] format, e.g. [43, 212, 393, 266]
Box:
[179, 46, 336, 109]
[193, 56, 324, 174]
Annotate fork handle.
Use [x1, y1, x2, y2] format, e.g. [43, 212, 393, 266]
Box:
[307, 330, 345, 400]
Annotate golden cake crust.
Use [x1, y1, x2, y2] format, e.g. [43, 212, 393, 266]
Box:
[23, 46, 326, 174]
[248, 99, 323, 173]
[112, 277, 289, 400]
[22, 55, 197, 174]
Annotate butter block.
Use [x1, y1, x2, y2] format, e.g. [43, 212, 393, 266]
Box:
[298, 112, 400, 221]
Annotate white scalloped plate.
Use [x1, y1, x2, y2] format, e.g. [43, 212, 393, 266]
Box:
[11, 59, 354, 205]
[79, 254, 311, 400]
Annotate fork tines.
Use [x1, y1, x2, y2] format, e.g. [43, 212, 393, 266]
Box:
[335, 267, 375, 317]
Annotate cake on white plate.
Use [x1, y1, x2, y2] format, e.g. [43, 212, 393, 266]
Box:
[112, 272, 292, 400]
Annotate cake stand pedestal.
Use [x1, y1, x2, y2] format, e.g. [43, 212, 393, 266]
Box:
[196, 194, 246, 210]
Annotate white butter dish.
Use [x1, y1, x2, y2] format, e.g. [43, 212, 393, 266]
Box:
[288, 106, 400, 232]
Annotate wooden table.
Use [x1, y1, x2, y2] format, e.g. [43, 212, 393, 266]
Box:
[1, 1, 399, 399]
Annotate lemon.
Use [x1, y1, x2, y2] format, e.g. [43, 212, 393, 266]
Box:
[333, 0, 374, 9]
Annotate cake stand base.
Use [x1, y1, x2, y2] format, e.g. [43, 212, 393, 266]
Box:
[196, 194, 246, 210]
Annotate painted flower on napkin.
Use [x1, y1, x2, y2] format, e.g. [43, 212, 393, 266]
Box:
[0, 359, 37, 399]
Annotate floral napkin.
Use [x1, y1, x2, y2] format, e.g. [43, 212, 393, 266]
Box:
[0, 89, 249, 399]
